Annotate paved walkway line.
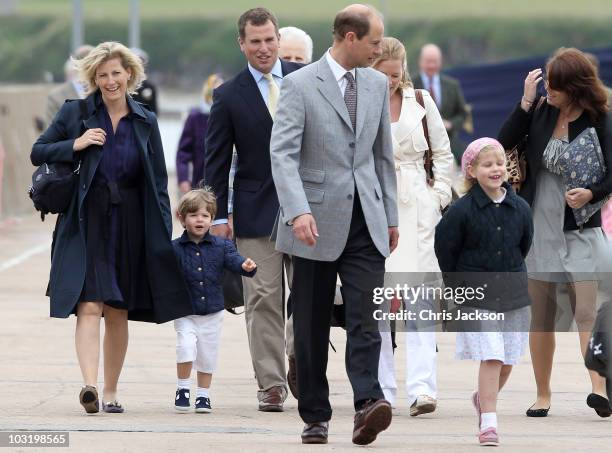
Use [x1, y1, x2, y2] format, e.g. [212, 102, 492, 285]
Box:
[0, 240, 51, 273]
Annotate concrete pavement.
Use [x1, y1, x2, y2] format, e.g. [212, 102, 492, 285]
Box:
[1, 211, 611, 453]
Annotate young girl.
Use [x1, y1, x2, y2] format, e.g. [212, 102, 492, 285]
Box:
[172, 188, 256, 413]
[434, 138, 534, 446]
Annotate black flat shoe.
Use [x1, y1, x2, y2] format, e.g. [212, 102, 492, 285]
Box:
[526, 404, 550, 417]
[586, 393, 612, 418]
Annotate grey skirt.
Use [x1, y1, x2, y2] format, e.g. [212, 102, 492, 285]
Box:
[526, 169, 612, 283]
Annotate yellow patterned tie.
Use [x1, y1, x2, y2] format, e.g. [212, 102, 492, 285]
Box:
[263, 73, 279, 119]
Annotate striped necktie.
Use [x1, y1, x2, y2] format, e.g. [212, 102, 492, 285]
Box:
[344, 72, 357, 132]
[263, 73, 279, 119]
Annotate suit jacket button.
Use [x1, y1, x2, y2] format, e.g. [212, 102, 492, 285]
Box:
[347, 194, 353, 200]
[349, 142, 355, 148]
[82, 184, 86, 190]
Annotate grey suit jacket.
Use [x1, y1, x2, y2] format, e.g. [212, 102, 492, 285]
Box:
[270, 55, 398, 262]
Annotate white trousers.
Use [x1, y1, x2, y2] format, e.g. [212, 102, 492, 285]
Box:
[379, 330, 437, 406]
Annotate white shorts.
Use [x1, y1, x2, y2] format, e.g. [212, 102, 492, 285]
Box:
[174, 311, 224, 373]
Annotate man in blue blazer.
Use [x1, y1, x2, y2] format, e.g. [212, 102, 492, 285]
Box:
[204, 7, 302, 412]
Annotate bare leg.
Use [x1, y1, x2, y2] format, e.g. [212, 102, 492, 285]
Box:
[569, 281, 608, 397]
[197, 372, 213, 389]
[177, 362, 193, 380]
[102, 305, 128, 402]
[528, 279, 557, 409]
[498, 364, 513, 392]
[75, 302, 103, 387]
[479, 360, 503, 413]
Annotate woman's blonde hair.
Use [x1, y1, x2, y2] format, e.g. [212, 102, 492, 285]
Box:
[461, 145, 507, 192]
[76, 41, 145, 96]
[202, 74, 223, 105]
[371, 36, 412, 91]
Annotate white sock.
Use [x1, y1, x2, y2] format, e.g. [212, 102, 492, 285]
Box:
[480, 412, 498, 430]
[177, 378, 191, 390]
[197, 387, 210, 398]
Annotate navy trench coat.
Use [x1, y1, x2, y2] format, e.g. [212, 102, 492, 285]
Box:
[31, 92, 192, 323]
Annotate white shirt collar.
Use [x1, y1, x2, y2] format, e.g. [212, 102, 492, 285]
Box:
[492, 186, 507, 204]
[325, 49, 356, 83]
[248, 58, 283, 83]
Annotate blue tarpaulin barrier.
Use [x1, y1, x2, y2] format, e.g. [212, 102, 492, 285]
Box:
[445, 47, 612, 146]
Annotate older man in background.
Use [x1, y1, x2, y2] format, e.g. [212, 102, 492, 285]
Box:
[44, 45, 93, 126]
[413, 43, 468, 162]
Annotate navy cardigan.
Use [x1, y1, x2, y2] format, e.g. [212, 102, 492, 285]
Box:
[434, 182, 534, 312]
[172, 231, 256, 315]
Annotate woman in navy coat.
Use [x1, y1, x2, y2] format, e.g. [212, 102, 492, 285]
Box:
[31, 42, 191, 414]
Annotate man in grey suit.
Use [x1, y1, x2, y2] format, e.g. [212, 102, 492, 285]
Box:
[270, 4, 398, 446]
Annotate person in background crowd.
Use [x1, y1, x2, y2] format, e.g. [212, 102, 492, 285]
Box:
[176, 74, 224, 194]
[131, 47, 158, 114]
[498, 47, 612, 418]
[172, 188, 256, 414]
[270, 4, 397, 445]
[45, 45, 94, 126]
[279, 26, 314, 64]
[413, 43, 468, 163]
[372, 36, 453, 414]
[31, 41, 192, 415]
[204, 7, 302, 412]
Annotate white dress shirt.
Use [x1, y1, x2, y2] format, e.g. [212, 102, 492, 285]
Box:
[325, 49, 356, 97]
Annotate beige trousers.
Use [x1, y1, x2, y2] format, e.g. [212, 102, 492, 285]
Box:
[236, 237, 292, 395]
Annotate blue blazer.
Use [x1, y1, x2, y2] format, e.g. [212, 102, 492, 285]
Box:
[204, 60, 302, 237]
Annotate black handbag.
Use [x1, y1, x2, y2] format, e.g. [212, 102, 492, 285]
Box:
[28, 100, 86, 221]
[223, 270, 245, 314]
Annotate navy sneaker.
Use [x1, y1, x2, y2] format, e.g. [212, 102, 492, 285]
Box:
[175, 388, 190, 412]
[195, 396, 212, 413]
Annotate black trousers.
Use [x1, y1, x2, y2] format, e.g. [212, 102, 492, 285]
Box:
[292, 195, 385, 423]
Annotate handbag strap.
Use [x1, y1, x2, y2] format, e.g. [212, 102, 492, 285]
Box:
[415, 89, 434, 186]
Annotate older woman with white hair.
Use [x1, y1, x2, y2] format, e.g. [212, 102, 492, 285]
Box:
[279, 26, 313, 64]
[31, 41, 191, 414]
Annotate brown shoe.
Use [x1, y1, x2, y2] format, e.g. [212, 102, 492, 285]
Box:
[301, 421, 329, 444]
[79, 385, 99, 414]
[287, 356, 298, 400]
[258, 386, 286, 412]
[352, 399, 392, 445]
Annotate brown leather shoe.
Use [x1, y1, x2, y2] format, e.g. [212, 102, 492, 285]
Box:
[258, 386, 286, 412]
[301, 421, 329, 444]
[287, 356, 298, 399]
[352, 399, 392, 445]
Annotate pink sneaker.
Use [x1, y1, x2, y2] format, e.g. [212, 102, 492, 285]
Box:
[471, 391, 481, 428]
[478, 427, 499, 446]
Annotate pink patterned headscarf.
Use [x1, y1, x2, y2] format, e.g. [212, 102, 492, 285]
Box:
[461, 137, 505, 176]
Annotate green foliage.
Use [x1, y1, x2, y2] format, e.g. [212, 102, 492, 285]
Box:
[2, 15, 612, 85]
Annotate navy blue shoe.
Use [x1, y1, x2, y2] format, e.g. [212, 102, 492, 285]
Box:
[175, 388, 190, 412]
[195, 396, 212, 413]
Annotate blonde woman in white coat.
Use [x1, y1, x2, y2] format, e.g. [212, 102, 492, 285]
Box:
[372, 37, 454, 414]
